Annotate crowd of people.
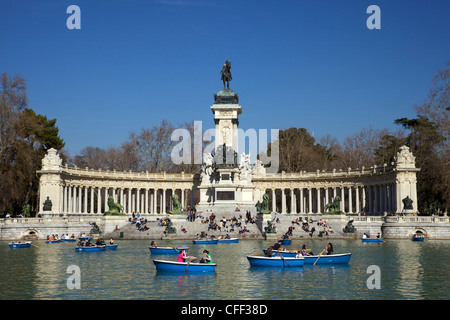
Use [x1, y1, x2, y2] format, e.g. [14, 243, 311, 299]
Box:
[131, 213, 149, 231]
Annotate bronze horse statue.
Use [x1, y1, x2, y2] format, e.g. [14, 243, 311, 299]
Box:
[220, 60, 232, 89]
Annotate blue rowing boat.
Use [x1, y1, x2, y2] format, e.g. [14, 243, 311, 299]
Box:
[262, 250, 352, 264]
[75, 246, 105, 252]
[61, 238, 76, 242]
[362, 238, 384, 243]
[9, 242, 31, 249]
[149, 246, 189, 254]
[217, 238, 239, 243]
[280, 239, 291, 245]
[412, 235, 425, 242]
[303, 253, 352, 264]
[46, 240, 61, 243]
[247, 255, 305, 267]
[153, 259, 217, 273]
[193, 239, 219, 245]
[103, 244, 118, 250]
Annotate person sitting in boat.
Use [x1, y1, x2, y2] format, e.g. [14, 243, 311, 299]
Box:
[301, 245, 313, 256]
[325, 243, 334, 255]
[265, 246, 274, 257]
[273, 240, 282, 251]
[376, 233, 381, 239]
[295, 250, 303, 258]
[150, 241, 157, 247]
[362, 233, 368, 239]
[85, 238, 92, 247]
[109, 238, 114, 245]
[200, 250, 213, 264]
[225, 234, 231, 239]
[177, 249, 196, 263]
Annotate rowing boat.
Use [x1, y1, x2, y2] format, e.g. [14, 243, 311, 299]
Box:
[45, 240, 61, 243]
[247, 255, 305, 267]
[153, 259, 216, 273]
[362, 238, 384, 243]
[103, 244, 118, 250]
[149, 246, 189, 254]
[192, 239, 219, 245]
[217, 238, 239, 243]
[61, 238, 76, 242]
[280, 239, 291, 245]
[262, 250, 352, 264]
[75, 246, 105, 252]
[411, 235, 425, 242]
[9, 242, 31, 249]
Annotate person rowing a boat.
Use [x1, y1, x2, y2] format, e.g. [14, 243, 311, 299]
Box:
[325, 243, 334, 255]
[177, 249, 197, 263]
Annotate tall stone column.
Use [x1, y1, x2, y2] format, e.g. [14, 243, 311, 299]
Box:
[308, 188, 312, 214]
[299, 188, 304, 213]
[162, 189, 167, 214]
[145, 189, 149, 214]
[272, 189, 276, 212]
[355, 186, 360, 213]
[316, 188, 320, 214]
[348, 186, 353, 214]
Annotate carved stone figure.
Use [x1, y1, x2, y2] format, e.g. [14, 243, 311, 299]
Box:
[168, 194, 182, 214]
[104, 196, 125, 216]
[43, 197, 52, 211]
[239, 153, 252, 183]
[200, 153, 214, 183]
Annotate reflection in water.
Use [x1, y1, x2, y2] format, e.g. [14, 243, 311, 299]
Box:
[0, 239, 449, 300]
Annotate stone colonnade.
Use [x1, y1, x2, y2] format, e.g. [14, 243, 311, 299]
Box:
[59, 185, 195, 215]
[260, 183, 398, 215]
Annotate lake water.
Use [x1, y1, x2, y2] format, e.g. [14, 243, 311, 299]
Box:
[0, 239, 449, 300]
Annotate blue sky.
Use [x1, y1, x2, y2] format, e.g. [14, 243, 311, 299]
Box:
[1, 0, 449, 156]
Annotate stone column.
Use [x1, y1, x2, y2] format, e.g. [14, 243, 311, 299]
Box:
[272, 189, 276, 212]
[90, 187, 94, 214]
[308, 188, 312, 214]
[316, 188, 320, 214]
[348, 186, 353, 214]
[78, 187, 82, 214]
[340, 187, 345, 213]
[97, 187, 101, 214]
[154, 189, 158, 214]
[104, 188, 109, 212]
[368, 186, 373, 213]
[290, 188, 295, 214]
[162, 189, 167, 214]
[145, 189, 149, 214]
[355, 186, 360, 213]
[299, 188, 304, 213]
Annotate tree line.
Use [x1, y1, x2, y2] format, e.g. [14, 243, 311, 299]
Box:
[1, 63, 448, 216]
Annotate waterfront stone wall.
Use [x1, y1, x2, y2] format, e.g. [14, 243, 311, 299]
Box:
[2, 214, 449, 240]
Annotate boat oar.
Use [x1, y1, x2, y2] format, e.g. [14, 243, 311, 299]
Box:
[29, 243, 39, 248]
[313, 250, 326, 266]
[169, 244, 180, 253]
[279, 254, 290, 268]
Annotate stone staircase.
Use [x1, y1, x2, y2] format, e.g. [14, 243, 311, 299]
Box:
[105, 215, 264, 240]
[103, 213, 354, 240]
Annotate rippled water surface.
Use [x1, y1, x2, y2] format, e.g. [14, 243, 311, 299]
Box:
[0, 239, 449, 300]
